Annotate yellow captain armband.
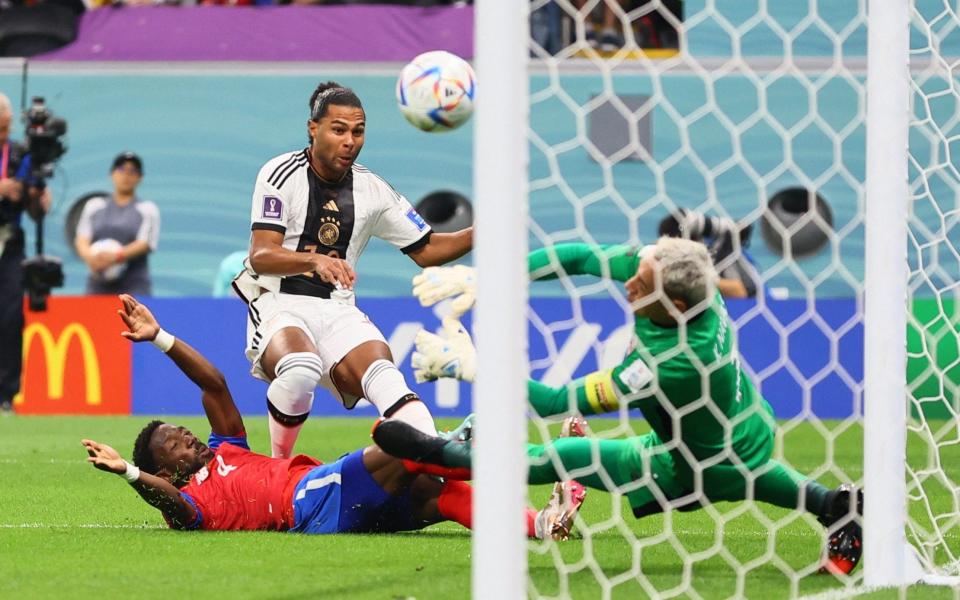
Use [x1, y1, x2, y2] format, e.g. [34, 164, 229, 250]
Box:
[584, 370, 621, 414]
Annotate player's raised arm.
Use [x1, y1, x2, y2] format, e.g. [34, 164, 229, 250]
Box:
[117, 294, 244, 437]
[528, 243, 640, 283]
[82, 438, 198, 529]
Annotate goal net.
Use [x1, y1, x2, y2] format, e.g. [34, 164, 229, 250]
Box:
[473, 0, 960, 597]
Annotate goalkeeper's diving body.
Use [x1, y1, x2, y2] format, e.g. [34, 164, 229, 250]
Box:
[374, 237, 863, 575]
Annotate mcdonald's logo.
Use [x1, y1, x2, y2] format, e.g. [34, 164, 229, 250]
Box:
[15, 323, 102, 406]
[15, 296, 130, 415]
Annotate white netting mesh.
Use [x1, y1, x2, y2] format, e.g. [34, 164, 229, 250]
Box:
[907, 0, 960, 577]
[517, 0, 957, 596]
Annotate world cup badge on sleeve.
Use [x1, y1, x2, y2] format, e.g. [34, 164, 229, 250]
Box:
[262, 196, 283, 220]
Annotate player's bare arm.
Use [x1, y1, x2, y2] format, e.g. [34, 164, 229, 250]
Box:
[117, 294, 244, 436]
[407, 226, 473, 267]
[82, 439, 198, 529]
[249, 229, 356, 289]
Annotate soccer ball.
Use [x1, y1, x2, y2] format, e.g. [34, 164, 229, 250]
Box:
[396, 50, 476, 132]
[90, 238, 126, 281]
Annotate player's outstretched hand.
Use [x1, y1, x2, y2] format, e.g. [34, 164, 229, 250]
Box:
[412, 265, 476, 318]
[117, 294, 160, 342]
[313, 254, 356, 290]
[411, 317, 477, 383]
[81, 439, 126, 475]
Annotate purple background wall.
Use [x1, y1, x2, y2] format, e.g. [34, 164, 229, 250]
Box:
[39, 5, 473, 62]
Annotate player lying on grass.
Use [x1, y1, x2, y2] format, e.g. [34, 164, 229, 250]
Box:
[82, 295, 583, 538]
[373, 237, 863, 575]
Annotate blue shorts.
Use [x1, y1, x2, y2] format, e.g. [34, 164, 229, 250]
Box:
[289, 449, 419, 535]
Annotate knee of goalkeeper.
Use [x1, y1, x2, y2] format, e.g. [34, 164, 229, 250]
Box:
[411, 317, 477, 383]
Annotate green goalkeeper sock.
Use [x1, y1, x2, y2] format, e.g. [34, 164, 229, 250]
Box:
[753, 460, 829, 515]
[526, 437, 634, 491]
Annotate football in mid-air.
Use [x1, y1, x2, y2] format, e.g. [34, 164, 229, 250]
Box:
[396, 50, 476, 132]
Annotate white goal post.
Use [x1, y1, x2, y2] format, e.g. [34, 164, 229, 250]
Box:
[472, 2, 530, 599]
[473, 0, 960, 596]
[862, 0, 916, 589]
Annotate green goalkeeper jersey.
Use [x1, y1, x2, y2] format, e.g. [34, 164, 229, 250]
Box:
[528, 243, 776, 469]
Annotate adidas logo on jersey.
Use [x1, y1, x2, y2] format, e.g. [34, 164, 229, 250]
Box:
[323, 200, 338, 212]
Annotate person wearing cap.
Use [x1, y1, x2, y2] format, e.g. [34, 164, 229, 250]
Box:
[74, 152, 160, 295]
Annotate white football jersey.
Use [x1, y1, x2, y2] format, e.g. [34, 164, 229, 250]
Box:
[248, 148, 432, 298]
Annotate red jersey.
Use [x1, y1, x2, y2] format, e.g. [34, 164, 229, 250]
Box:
[174, 441, 321, 531]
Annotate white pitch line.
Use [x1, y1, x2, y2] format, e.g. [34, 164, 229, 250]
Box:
[0, 523, 165, 529]
[0, 459, 79, 464]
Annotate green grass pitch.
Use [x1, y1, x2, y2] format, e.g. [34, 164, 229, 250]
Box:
[1, 415, 957, 599]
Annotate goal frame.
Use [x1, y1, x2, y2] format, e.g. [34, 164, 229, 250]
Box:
[473, 0, 960, 594]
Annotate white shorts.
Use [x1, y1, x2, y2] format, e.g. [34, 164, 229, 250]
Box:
[244, 292, 387, 408]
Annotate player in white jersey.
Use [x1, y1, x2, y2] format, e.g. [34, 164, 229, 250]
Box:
[234, 81, 472, 458]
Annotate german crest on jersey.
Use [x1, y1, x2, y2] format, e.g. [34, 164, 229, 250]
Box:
[319, 215, 341, 245]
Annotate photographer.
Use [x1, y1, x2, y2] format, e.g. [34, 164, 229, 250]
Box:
[658, 208, 760, 299]
[74, 152, 159, 295]
[0, 93, 51, 413]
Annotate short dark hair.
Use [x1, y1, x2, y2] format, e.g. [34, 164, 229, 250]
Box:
[309, 81, 363, 122]
[132, 420, 164, 475]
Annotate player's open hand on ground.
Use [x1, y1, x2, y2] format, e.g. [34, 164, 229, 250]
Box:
[412, 265, 476, 317]
[117, 294, 160, 342]
[411, 316, 477, 383]
[313, 254, 356, 290]
[81, 439, 126, 474]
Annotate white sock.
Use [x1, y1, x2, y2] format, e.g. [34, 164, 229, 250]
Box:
[268, 414, 304, 459]
[266, 352, 322, 458]
[390, 400, 439, 436]
[361, 359, 438, 435]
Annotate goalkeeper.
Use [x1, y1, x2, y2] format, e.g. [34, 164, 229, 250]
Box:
[380, 237, 862, 575]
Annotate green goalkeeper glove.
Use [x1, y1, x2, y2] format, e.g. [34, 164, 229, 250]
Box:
[411, 317, 477, 383]
[412, 265, 476, 318]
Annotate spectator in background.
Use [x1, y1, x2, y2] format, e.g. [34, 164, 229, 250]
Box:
[658, 208, 759, 298]
[212, 250, 247, 298]
[0, 92, 51, 413]
[74, 152, 159, 296]
[574, 0, 629, 52]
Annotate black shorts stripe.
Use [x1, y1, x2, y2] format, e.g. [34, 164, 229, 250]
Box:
[231, 280, 250, 305]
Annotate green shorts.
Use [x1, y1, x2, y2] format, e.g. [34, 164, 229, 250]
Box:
[621, 429, 776, 515]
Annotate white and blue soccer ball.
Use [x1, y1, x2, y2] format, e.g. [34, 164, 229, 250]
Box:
[396, 50, 476, 132]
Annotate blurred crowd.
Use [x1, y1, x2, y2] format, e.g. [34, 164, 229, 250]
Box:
[0, 0, 467, 8]
[533, 0, 682, 55]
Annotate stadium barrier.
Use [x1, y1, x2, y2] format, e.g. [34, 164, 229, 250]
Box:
[13, 295, 958, 419]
